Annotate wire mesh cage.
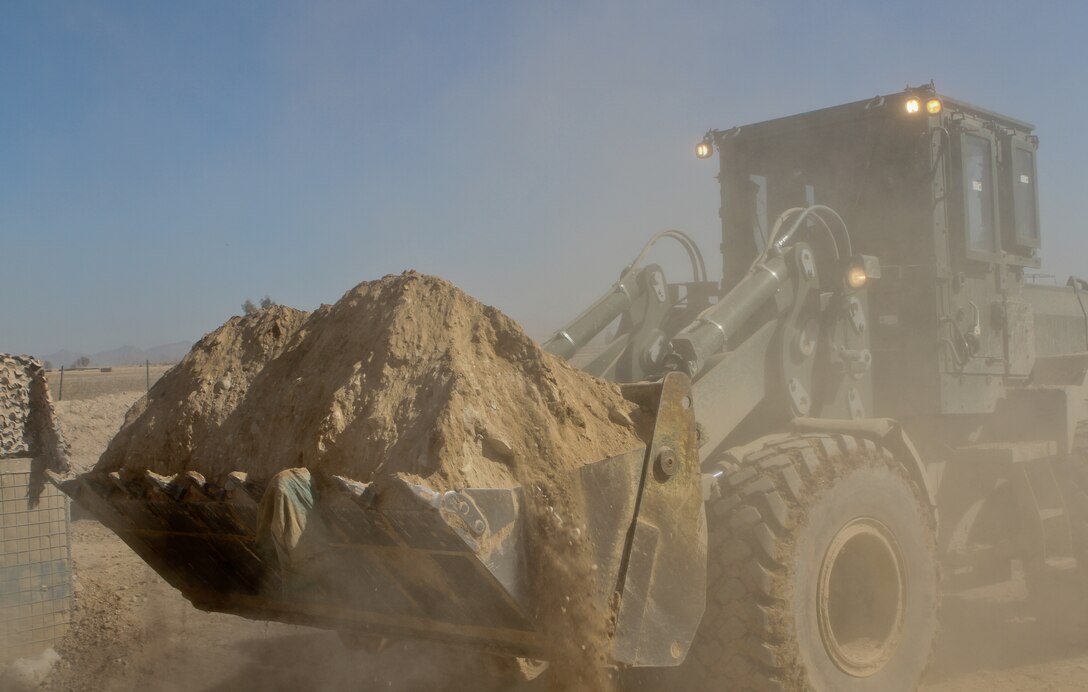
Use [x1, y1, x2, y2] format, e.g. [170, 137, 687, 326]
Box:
[0, 355, 73, 665]
[0, 459, 72, 663]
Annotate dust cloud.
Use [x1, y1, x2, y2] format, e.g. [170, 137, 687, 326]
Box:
[31, 379, 1088, 692]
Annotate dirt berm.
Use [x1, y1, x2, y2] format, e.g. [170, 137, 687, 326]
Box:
[93, 270, 650, 690]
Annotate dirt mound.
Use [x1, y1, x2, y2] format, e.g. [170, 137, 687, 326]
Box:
[98, 305, 309, 477]
[54, 392, 146, 474]
[96, 272, 643, 489]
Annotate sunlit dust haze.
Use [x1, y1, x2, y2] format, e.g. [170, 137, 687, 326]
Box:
[2, 1, 1086, 356]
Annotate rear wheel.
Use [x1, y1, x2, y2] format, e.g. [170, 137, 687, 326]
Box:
[686, 433, 939, 691]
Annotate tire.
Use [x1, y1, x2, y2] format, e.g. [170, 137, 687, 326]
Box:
[684, 433, 940, 691]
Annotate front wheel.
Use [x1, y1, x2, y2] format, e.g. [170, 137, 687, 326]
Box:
[687, 433, 939, 691]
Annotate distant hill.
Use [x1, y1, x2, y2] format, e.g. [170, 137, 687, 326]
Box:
[44, 341, 192, 368]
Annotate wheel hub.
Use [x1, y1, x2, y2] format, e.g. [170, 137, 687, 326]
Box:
[817, 517, 906, 677]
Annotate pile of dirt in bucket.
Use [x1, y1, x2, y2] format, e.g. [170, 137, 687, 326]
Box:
[92, 271, 650, 690]
[95, 271, 644, 489]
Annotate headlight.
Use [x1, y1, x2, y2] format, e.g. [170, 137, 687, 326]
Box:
[846, 265, 869, 290]
[925, 97, 943, 114]
[904, 97, 921, 114]
[695, 140, 713, 159]
[843, 255, 881, 291]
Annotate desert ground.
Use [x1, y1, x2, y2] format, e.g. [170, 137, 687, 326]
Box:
[7, 370, 1088, 691]
[45, 364, 173, 404]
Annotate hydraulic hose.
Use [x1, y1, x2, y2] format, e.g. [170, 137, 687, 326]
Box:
[769, 204, 852, 258]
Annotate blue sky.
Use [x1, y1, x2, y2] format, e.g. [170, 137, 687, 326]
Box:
[3, 1, 1087, 356]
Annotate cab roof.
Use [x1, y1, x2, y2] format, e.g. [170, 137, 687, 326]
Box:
[711, 85, 1035, 144]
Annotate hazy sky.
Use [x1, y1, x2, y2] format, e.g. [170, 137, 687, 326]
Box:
[3, 1, 1087, 356]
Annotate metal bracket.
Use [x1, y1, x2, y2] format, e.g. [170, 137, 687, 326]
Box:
[611, 372, 705, 667]
[848, 388, 865, 419]
[789, 377, 812, 415]
[847, 296, 867, 334]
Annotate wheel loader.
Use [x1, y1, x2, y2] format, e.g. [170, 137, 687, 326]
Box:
[51, 84, 1088, 690]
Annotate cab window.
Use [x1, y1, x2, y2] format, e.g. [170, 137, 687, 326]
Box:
[1011, 143, 1039, 245]
[963, 134, 998, 255]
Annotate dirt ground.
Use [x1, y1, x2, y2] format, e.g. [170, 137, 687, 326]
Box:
[13, 385, 1088, 690]
[47, 365, 172, 403]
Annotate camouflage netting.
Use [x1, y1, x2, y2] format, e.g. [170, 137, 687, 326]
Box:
[0, 354, 35, 458]
[1, 354, 70, 505]
[1, 354, 69, 465]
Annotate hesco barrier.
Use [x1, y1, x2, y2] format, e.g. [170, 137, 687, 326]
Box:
[0, 354, 72, 665]
[0, 459, 71, 663]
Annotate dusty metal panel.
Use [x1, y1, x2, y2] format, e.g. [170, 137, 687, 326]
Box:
[1025, 284, 1088, 356]
[1004, 299, 1036, 377]
[870, 265, 943, 419]
[1031, 353, 1088, 387]
[610, 372, 705, 667]
[983, 385, 1083, 455]
[955, 440, 1057, 464]
[692, 320, 775, 461]
[939, 373, 1005, 415]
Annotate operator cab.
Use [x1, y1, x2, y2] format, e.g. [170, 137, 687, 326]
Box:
[701, 85, 1043, 418]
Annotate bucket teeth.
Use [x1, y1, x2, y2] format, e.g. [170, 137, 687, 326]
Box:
[44, 469, 80, 497]
[403, 480, 441, 507]
[223, 471, 265, 505]
[182, 470, 207, 486]
[176, 470, 209, 499]
[224, 471, 248, 492]
[102, 469, 214, 502]
[145, 470, 180, 498]
[330, 474, 375, 506]
[108, 470, 131, 495]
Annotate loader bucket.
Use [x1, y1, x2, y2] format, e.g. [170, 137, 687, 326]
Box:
[51, 372, 705, 666]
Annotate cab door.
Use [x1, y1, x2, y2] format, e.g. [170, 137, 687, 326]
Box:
[938, 123, 1007, 413]
[998, 132, 1041, 377]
